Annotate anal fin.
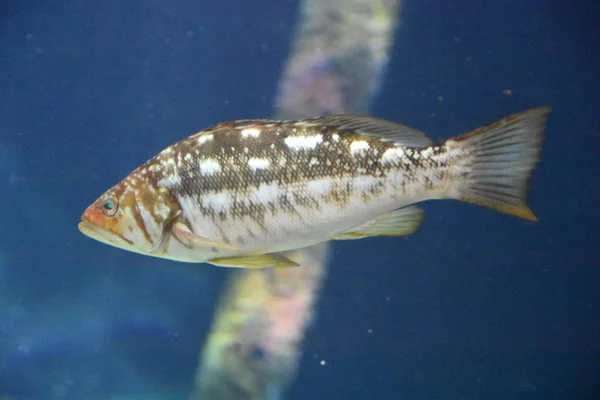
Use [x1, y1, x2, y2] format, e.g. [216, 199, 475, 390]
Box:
[335, 206, 424, 240]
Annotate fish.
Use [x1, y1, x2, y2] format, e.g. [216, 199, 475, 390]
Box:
[78, 107, 550, 268]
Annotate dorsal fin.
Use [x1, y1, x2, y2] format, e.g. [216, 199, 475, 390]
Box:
[311, 114, 432, 147]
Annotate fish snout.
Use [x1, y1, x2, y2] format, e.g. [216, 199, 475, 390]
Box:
[80, 204, 105, 227]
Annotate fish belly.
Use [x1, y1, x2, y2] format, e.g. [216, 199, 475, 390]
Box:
[191, 176, 416, 257]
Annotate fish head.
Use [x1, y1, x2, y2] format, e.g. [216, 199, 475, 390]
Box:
[78, 169, 181, 257]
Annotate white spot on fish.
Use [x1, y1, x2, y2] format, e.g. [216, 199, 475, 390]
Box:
[199, 159, 221, 175]
[154, 201, 171, 220]
[248, 157, 270, 170]
[197, 134, 214, 145]
[381, 147, 405, 165]
[309, 157, 319, 166]
[133, 203, 160, 245]
[350, 140, 370, 154]
[241, 128, 261, 138]
[121, 206, 143, 244]
[332, 133, 340, 142]
[200, 191, 232, 211]
[250, 182, 280, 203]
[284, 134, 323, 150]
[305, 178, 333, 197]
[184, 153, 193, 162]
[158, 171, 181, 187]
[420, 147, 434, 158]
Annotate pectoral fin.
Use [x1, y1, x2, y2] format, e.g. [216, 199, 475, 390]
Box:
[335, 206, 424, 239]
[207, 254, 300, 269]
[171, 221, 240, 250]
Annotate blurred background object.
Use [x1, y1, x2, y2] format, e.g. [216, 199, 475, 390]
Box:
[192, 1, 402, 399]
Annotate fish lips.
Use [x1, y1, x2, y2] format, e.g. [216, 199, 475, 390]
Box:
[78, 218, 122, 248]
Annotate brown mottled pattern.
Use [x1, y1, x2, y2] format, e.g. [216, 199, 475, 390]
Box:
[162, 121, 443, 186]
[93, 162, 183, 245]
[126, 118, 453, 228]
[178, 122, 385, 191]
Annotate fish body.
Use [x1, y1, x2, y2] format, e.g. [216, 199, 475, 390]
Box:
[79, 107, 550, 268]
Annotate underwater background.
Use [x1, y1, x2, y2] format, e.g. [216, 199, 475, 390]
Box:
[1, 0, 599, 399]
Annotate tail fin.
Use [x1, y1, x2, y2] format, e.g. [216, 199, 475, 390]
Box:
[449, 107, 551, 221]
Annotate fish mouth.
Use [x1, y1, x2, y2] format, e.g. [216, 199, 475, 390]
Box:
[78, 219, 115, 245]
[78, 219, 98, 236]
[79, 218, 138, 251]
[78, 219, 94, 235]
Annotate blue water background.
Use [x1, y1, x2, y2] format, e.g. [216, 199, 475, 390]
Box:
[0, 0, 598, 398]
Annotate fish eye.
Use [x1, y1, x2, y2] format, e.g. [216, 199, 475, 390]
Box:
[101, 197, 118, 216]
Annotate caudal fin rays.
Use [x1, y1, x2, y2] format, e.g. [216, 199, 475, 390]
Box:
[447, 107, 550, 221]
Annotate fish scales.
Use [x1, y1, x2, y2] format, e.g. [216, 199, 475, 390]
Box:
[142, 120, 444, 246]
[79, 108, 550, 268]
[157, 121, 446, 202]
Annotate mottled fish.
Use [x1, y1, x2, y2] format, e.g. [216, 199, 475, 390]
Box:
[79, 107, 550, 268]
